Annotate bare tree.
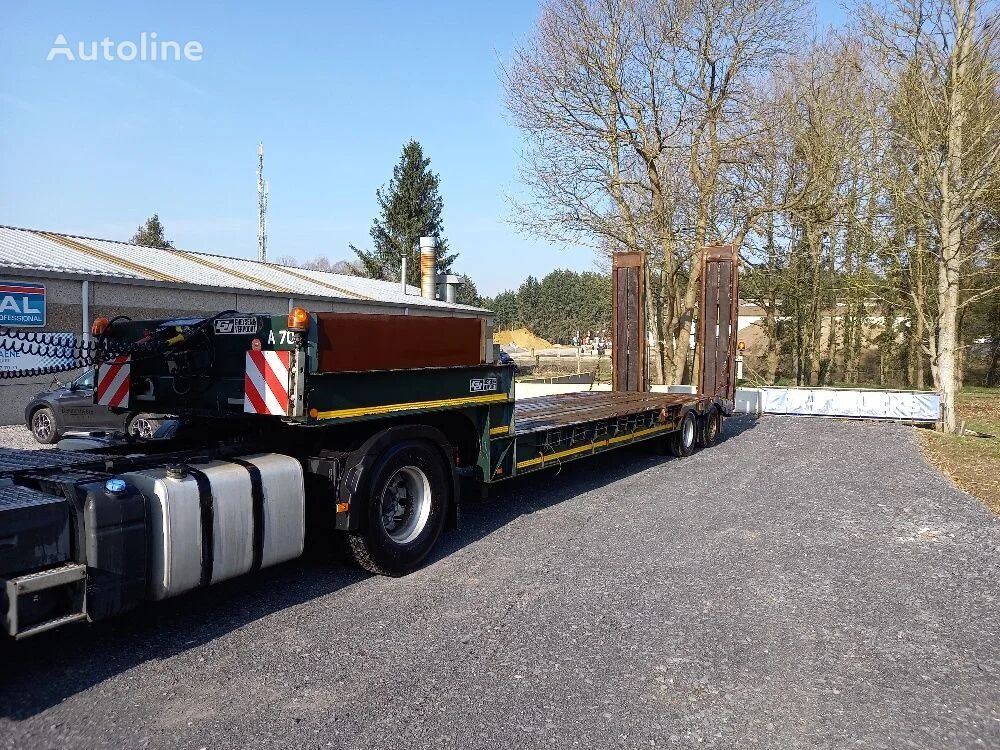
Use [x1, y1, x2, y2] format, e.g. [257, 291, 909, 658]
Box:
[507, 0, 1000, 411]
[862, 0, 1000, 430]
[505, 0, 806, 383]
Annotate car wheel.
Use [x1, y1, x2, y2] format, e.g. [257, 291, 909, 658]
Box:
[30, 406, 60, 444]
[126, 413, 161, 439]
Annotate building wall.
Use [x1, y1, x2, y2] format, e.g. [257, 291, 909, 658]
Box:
[2, 277, 88, 428]
[1, 272, 487, 428]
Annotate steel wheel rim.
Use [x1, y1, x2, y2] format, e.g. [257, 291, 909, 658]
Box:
[380, 466, 432, 544]
[32, 411, 53, 440]
[707, 413, 718, 442]
[682, 416, 695, 447]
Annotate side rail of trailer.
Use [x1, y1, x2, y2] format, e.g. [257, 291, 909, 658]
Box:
[488, 391, 726, 481]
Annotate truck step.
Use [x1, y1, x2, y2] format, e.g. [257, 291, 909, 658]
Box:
[2, 563, 87, 639]
[12, 612, 89, 640]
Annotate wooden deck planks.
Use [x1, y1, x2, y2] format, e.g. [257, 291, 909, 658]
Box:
[513, 391, 695, 434]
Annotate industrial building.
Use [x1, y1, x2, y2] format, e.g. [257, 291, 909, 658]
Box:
[0, 225, 486, 425]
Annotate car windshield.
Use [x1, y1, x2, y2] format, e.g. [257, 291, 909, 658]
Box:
[74, 370, 95, 389]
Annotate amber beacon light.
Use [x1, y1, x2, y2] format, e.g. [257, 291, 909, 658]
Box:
[287, 307, 310, 332]
[90, 316, 110, 337]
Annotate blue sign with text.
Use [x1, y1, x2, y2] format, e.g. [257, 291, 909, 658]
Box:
[0, 282, 46, 326]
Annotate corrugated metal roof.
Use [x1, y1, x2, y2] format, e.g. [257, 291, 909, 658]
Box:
[0, 225, 484, 313]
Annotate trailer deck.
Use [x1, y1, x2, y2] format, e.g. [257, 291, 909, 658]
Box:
[512, 391, 698, 433]
[482, 389, 722, 481]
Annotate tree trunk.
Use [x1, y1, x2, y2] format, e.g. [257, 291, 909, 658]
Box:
[762, 306, 781, 384]
[986, 300, 1000, 386]
[912, 310, 926, 389]
[806, 225, 824, 386]
[913, 224, 928, 390]
[934, 0, 974, 433]
[645, 260, 664, 385]
[936, 245, 961, 430]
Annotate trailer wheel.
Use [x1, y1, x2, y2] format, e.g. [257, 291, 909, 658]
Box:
[668, 411, 697, 458]
[346, 440, 449, 576]
[698, 407, 724, 448]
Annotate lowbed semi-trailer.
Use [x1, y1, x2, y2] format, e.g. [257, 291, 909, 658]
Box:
[0, 252, 737, 639]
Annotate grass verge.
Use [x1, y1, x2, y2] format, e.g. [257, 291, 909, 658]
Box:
[920, 389, 1000, 514]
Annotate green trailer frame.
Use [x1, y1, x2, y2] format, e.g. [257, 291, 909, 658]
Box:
[102, 312, 728, 488]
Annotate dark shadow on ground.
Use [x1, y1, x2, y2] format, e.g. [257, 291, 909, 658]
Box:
[0, 416, 757, 719]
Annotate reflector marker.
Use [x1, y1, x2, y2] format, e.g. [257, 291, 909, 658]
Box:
[244, 350, 291, 416]
[96, 355, 131, 409]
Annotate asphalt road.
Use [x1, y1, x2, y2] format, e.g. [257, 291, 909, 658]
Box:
[2, 416, 998, 749]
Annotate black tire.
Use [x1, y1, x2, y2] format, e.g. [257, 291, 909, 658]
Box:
[346, 440, 449, 576]
[698, 407, 724, 449]
[667, 410, 697, 458]
[125, 413, 162, 439]
[29, 406, 60, 444]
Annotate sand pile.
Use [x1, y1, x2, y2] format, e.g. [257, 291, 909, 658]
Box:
[495, 328, 554, 350]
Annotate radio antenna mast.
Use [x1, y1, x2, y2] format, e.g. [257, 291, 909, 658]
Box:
[257, 142, 268, 262]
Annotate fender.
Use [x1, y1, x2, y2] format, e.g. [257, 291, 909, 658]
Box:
[675, 402, 698, 428]
[337, 424, 460, 533]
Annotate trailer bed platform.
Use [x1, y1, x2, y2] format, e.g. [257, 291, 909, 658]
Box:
[491, 389, 725, 480]
[513, 391, 699, 434]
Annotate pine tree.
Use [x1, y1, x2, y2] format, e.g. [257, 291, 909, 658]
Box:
[130, 214, 173, 249]
[490, 290, 520, 330]
[454, 274, 481, 306]
[516, 276, 541, 331]
[352, 140, 457, 286]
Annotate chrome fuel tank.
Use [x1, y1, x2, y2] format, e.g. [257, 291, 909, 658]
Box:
[124, 453, 304, 600]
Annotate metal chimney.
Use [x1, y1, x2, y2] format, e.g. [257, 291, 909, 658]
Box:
[419, 236, 437, 299]
[436, 274, 462, 304]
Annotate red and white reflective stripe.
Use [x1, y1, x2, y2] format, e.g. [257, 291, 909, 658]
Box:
[96, 355, 131, 408]
[244, 350, 291, 416]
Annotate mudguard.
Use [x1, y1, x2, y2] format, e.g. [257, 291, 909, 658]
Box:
[337, 424, 460, 533]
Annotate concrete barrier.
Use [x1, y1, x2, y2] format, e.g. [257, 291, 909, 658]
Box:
[735, 388, 763, 415]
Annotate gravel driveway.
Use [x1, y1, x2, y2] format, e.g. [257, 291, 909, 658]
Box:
[1, 416, 998, 749]
[0, 425, 41, 451]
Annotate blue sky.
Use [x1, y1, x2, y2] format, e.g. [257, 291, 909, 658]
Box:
[0, 1, 847, 295]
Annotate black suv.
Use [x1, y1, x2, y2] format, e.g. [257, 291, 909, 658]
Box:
[24, 369, 163, 444]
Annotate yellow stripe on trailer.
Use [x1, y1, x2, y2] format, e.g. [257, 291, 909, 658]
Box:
[314, 393, 509, 420]
[489, 425, 512, 437]
[515, 423, 671, 470]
